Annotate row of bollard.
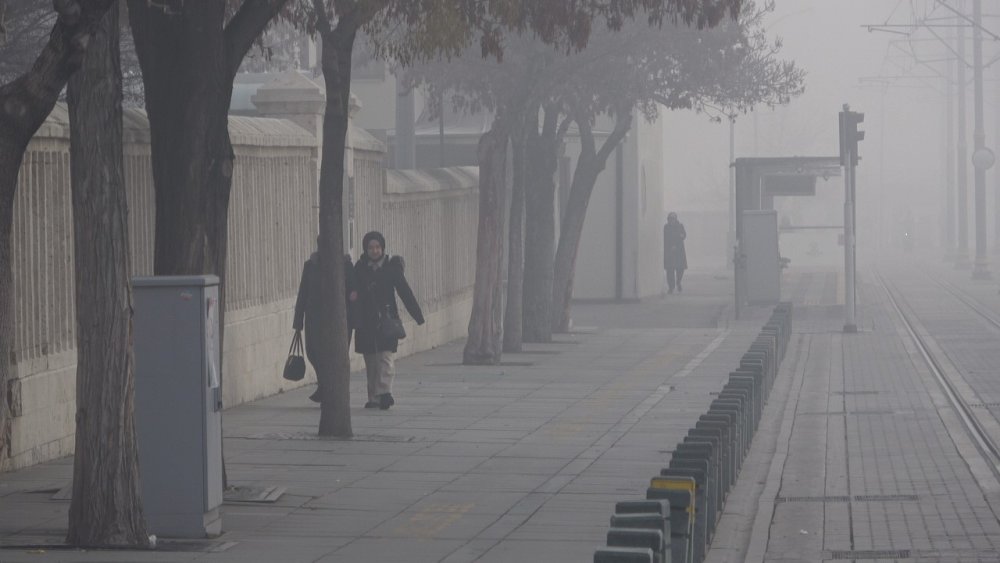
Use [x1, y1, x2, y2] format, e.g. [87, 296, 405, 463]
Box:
[594, 303, 793, 563]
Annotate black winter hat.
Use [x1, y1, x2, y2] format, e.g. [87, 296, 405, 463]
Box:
[362, 231, 386, 252]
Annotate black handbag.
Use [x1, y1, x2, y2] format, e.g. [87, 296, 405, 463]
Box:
[378, 305, 406, 340]
[283, 330, 306, 381]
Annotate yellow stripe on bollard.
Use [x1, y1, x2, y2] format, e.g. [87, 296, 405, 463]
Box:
[649, 477, 697, 514]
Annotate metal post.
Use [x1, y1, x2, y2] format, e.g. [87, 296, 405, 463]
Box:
[971, 0, 992, 278]
[728, 115, 736, 269]
[946, 52, 956, 259]
[957, 2, 972, 268]
[995, 60, 1000, 249]
[845, 150, 857, 333]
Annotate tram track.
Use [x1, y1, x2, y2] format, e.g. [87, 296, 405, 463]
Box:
[874, 269, 1000, 479]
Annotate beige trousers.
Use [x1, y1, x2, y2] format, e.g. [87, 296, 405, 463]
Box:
[364, 351, 395, 401]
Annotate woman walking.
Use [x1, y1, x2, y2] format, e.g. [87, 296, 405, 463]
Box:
[663, 212, 688, 295]
[354, 231, 424, 410]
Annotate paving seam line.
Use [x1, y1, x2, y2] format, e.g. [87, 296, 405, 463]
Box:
[744, 332, 813, 563]
[672, 329, 731, 379]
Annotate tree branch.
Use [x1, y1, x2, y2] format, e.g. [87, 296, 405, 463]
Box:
[596, 106, 632, 164]
[224, 0, 290, 78]
[312, 0, 331, 36]
[576, 116, 595, 158]
[0, 0, 114, 146]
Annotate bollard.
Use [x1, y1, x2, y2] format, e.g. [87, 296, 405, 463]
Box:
[607, 528, 665, 563]
[698, 414, 738, 487]
[680, 435, 723, 508]
[648, 477, 695, 563]
[718, 388, 753, 440]
[690, 424, 730, 500]
[712, 397, 749, 461]
[616, 499, 673, 550]
[724, 382, 758, 435]
[660, 467, 708, 562]
[673, 445, 719, 536]
[610, 513, 670, 561]
[726, 376, 759, 430]
[594, 546, 655, 563]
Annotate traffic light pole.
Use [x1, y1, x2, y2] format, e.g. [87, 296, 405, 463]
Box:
[840, 104, 860, 334]
[844, 153, 857, 333]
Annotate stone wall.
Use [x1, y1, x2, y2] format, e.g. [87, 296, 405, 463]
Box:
[3, 101, 478, 471]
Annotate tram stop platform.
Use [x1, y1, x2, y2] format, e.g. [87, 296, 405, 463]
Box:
[1, 266, 1000, 562]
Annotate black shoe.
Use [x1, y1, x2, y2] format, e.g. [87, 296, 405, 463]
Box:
[364, 400, 379, 409]
[379, 393, 395, 410]
[677, 284, 682, 293]
[308, 389, 322, 403]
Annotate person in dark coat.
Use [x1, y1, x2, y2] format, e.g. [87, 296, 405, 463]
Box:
[663, 212, 688, 295]
[293, 237, 358, 403]
[354, 230, 424, 410]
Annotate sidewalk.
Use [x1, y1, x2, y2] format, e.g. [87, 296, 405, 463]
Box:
[708, 265, 1000, 562]
[0, 271, 770, 562]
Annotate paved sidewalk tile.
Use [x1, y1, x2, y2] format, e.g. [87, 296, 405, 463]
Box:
[0, 272, 772, 563]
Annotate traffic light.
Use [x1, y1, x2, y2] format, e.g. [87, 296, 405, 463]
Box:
[839, 110, 865, 166]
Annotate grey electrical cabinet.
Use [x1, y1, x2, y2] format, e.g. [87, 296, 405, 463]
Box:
[133, 275, 223, 538]
[742, 210, 781, 304]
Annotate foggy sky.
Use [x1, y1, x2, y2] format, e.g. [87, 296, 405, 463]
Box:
[662, 1, 984, 260]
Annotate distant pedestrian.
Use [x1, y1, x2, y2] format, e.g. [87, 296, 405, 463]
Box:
[293, 237, 358, 403]
[663, 212, 687, 295]
[354, 231, 424, 410]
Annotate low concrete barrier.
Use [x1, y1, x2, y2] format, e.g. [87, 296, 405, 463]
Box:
[595, 303, 794, 563]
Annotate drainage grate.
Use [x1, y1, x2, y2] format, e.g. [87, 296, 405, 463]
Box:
[776, 495, 918, 503]
[775, 495, 851, 503]
[968, 402, 1000, 408]
[835, 391, 880, 395]
[223, 485, 285, 503]
[830, 549, 910, 559]
[854, 494, 918, 502]
[798, 410, 897, 416]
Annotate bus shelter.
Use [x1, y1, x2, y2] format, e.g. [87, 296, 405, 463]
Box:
[733, 157, 842, 318]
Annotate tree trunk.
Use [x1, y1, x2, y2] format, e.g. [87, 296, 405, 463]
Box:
[65, 4, 148, 547]
[127, 0, 287, 480]
[551, 161, 598, 334]
[521, 105, 559, 343]
[126, 0, 288, 382]
[0, 0, 115, 464]
[315, 17, 356, 438]
[463, 120, 509, 365]
[502, 118, 526, 353]
[552, 114, 632, 333]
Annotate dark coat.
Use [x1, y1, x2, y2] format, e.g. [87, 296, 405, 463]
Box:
[663, 221, 688, 271]
[354, 254, 424, 355]
[293, 253, 358, 366]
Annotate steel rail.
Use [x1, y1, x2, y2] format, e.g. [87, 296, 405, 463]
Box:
[876, 270, 1000, 470]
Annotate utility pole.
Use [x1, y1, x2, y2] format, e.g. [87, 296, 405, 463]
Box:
[957, 2, 972, 268]
[971, 0, 994, 279]
[946, 51, 956, 260]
